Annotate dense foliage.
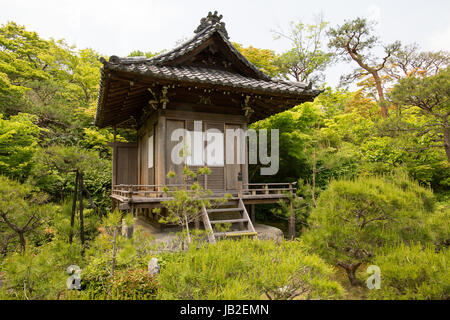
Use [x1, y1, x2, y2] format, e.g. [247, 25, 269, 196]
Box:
[158, 239, 344, 300]
[303, 172, 443, 285]
[368, 244, 449, 300]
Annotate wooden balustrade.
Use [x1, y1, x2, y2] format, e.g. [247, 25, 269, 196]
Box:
[112, 182, 297, 200]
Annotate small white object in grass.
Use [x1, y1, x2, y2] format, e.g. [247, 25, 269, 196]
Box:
[148, 257, 161, 276]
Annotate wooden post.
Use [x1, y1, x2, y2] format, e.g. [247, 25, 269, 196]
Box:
[79, 174, 85, 245]
[112, 125, 117, 188]
[156, 114, 166, 187]
[69, 170, 79, 244]
[194, 216, 200, 229]
[250, 204, 255, 224]
[237, 172, 243, 198]
[288, 197, 295, 240]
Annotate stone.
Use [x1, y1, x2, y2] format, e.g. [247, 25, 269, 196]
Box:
[148, 257, 161, 276]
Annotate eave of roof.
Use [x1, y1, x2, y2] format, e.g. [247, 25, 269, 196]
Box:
[103, 63, 320, 97]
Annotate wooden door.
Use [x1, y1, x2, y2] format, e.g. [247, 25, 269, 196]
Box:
[139, 133, 147, 185]
[225, 124, 243, 191]
[114, 143, 138, 185]
[165, 120, 185, 185]
[205, 122, 225, 191]
[147, 127, 155, 185]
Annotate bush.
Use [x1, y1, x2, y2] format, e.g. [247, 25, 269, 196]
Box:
[303, 173, 437, 286]
[157, 238, 344, 300]
[0, 240, 83, 300]
[110, 269, 158, 300]
[368, 244, 450, 300]
[79, 226, 155, 299]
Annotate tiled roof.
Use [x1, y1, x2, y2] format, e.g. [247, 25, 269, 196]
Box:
[106, 22, 272, 81]
[105, 62, 317, 96]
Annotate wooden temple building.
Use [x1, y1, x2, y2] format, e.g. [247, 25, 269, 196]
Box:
[95, 11, 321, 241]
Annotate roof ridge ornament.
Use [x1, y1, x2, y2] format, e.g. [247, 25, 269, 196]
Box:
[194, 11, 229, 39]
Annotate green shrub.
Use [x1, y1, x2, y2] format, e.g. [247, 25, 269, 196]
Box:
[110, 269, 158, 300]
[157, 238, 344, 300]
[79, 225, 155, 299]
[0, 240, 83, 300]
[368, 244, 450, 300]
[303, 173, 437, 286]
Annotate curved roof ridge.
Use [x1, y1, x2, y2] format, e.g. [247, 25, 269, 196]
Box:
[103, 21, 272, 81]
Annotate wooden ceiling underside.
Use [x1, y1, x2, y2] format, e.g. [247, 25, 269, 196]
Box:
[96, 72, 313, 128]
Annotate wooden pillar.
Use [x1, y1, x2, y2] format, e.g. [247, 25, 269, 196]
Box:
[250, 204, 255, 224]
[194, 216, 200, 229]
[112, 125, 117, 188]
[156, 114, 166, 187]
[242, 122, 249, 190]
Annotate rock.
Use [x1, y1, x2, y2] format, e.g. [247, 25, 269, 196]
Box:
[148, 257, 161, 276]
[254, 224, 284, 243]
[121, 219, 134, 239]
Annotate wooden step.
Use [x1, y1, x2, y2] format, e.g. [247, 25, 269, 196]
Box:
[210, 218, 248, 224]
[207, 207, 243, 213]
[214, 231, 258, 238]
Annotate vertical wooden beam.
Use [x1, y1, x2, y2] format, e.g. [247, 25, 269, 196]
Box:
[112, 125, 117, 188]
[250, 204, 255, 224]
[156, 113, 166, 187]
[242, 122, 249, 190]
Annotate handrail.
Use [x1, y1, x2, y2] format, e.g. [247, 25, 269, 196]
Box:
[112, 181, 297, 199]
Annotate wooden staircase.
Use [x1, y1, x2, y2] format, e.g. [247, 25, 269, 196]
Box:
[201, 198, 257, 243]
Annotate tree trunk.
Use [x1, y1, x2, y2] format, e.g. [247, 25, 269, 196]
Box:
[184, 215, 191, 245]
[443, 120, 450, 163]
[111, 228, 117, 277]
[1, 233, 14, 256]
[288, 199, 296, 240]
[311, 149, 317, 208]
[338, 262, 363, 286]
[347, 47, 388, 119]
[69, 170, 79, 244]
[18, 232, 26, 253]
[372, 72, 388, 118]
[79, 174, 85, 245]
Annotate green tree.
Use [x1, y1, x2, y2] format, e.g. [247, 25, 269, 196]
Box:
[390, 67, 450, 162]
[303, 173, 437, 286]
[232, 43, 281, 77]
[155, 167, 230, 244]
[328, 17, 401, 118]
[0, 21, 50, 114]
[0, 113, 40, 181]
[0, 175, 48, 252]
[273, 16, 333, 84]
[28, 145, 111, 209]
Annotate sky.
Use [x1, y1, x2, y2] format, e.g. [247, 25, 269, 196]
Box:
[1, 0, 449, 87]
